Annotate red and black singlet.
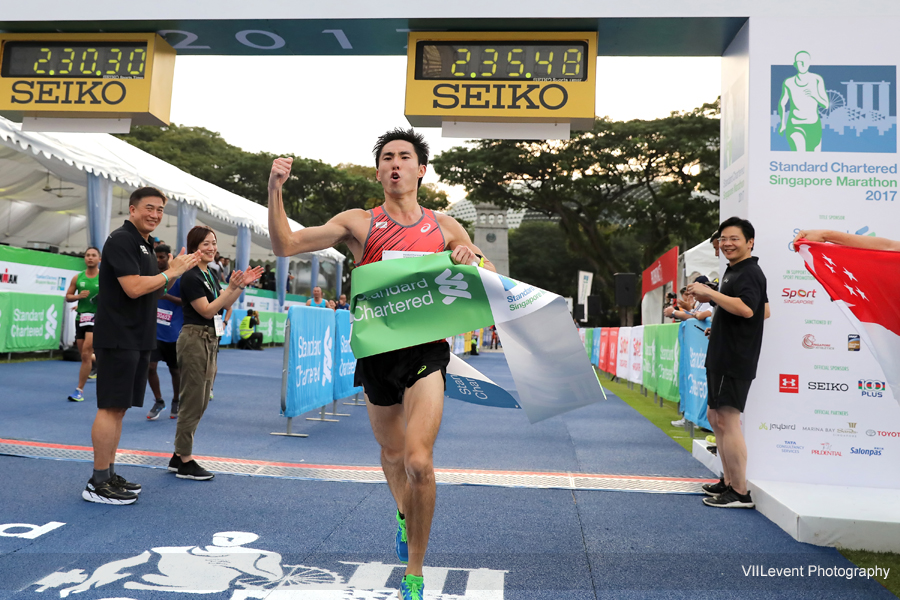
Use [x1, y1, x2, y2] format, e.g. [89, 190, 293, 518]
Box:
[357, 205, 446, 267]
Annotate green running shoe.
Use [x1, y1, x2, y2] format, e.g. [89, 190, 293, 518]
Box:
[396, 510, 408, 564]
[399, 574, 423, 600]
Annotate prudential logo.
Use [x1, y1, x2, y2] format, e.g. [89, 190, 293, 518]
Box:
[435, 269, 472, 305]
[44, 305, 58, 340]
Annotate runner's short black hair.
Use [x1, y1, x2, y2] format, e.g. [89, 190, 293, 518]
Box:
[155, 244, 171, 255]
[717, 216, 755, 244]
[85, 246, 101, 257]
[373, 128, 429, 188]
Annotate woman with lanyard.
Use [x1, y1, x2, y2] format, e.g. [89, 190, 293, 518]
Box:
[65, 247, 101, 402]
[171, 226, 263, 480]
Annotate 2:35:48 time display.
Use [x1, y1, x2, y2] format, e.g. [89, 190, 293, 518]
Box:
[1, 42, 147, 79]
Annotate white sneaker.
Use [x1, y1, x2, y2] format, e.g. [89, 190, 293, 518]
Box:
[670, 418, 686, 427]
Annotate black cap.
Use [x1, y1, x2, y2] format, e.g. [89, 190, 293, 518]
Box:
[694, 275, 710, 284]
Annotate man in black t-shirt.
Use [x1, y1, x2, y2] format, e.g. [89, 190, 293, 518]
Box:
[85, 187, 200, 505]
[688, 216, 770, 510]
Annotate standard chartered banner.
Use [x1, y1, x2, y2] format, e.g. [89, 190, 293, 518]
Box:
[616, 327, 632, 380]
[285, 305, 333, 418]
[257, 311, 276, 344]
[642, 325, 658, 393]
[628, 326, 644, 385]
[333, 308, 362, 401]
[656, 323, 680, 403]
[0, 292, 64, 352]
[591, 327, 601, 365]
[583, 328, 593, 359]
[350, 252, 603, 423]
[228, 309, 247, 344]
[678, 319, 712, 429]
[274, 313, 287, 344]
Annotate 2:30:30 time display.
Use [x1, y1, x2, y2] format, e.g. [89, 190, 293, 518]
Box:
[1, 42, 148, 79]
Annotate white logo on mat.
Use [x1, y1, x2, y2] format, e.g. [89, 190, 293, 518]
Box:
[435, 269, 472, 305]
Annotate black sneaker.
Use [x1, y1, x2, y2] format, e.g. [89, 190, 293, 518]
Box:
[703, 485, 755, 509]
[702, 478, 728, 497]
[82, 478, 137, 505]
[110, 474, 142, 494]
[170, 400, 179, 419]
[146, 400, 165, 420]
[176, 460, 214, 481]
[168, 453, 183, 473]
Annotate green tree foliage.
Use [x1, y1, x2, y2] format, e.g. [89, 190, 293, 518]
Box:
[432, 102, 721, 296]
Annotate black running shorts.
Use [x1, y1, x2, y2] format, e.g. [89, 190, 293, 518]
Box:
[151, 340, 178, 368]
[75, 324, 93, 341]
[354, 341, 450, 407]
[96, 347, 150, 409]
[706, 369, 753, 413]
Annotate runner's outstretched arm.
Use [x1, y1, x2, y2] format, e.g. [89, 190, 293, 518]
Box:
[267, 157, 359, 257]
[793, 229, 900, 252]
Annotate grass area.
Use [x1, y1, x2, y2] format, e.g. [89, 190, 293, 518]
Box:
[599, 370, 899, 598]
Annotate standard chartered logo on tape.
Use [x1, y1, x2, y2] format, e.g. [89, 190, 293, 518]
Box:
[435, 268, 472, 304]
[322, 326, 333, 386]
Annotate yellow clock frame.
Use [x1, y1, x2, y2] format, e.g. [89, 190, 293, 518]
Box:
[405, 31, 597, 130]
[0, 32, 175, 127]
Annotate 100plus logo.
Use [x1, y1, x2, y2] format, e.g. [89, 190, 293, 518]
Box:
[859, 380, 886, 398]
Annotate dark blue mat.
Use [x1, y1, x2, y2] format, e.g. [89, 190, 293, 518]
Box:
[0, 349, 712, 477]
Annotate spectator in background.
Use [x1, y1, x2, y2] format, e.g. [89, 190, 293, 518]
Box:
[238, 309, 263, 350]
[208, 253, 224, 283]
[306, 286, 328, 308]
[172, 225, 263, 481]
[689, 216, 770, 509]
[335, 294, 350, 310]
[86, 187, 200, 504]
[260, 264, 276, 291]
[664, 280, 713, 322]
[145, 245, 183, 421]
[221, 257, 232, 281]
[65, 246, 101, 402]
[152, 237, 163, 249]
[710, 232, 720, 258]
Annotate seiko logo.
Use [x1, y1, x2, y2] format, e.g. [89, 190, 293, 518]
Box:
[432, 83, 569, 111]
[10, 80, 127, 106]
[808, 382, 849, 391]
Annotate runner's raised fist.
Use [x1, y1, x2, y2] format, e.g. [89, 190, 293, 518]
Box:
[269, 157, 293, 190]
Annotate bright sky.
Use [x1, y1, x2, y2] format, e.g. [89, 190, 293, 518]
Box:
[168, 55, 721, 202]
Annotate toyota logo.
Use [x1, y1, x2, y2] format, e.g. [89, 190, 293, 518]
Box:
[866, 429, 876, 436]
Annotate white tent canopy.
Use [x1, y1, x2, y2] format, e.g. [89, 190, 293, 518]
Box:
[0, 117, 344, 265]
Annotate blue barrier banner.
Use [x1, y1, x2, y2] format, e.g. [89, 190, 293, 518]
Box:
[230, 309, 248, 345]
[222, 311, 234, 344]
[333, 308, 363, 401]
[591, 327, 601, 365]
[285, 305, 335, 418]
[678, 319, 712, 430]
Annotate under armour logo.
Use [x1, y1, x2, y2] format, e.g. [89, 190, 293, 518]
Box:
[420, 223, 431, 233]
[435, 269, 472, 305]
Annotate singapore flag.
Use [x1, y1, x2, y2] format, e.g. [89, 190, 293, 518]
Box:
[795, 239, 900, 405]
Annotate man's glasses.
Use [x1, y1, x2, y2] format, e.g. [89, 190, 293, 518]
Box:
[718, 236, 743, 243]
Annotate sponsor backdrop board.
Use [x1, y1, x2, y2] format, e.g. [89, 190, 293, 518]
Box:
[616, 327, 631, 381]
[0, 292, 64, 352]
[724, 18, 900, 488]
[628, 325, 644, 386]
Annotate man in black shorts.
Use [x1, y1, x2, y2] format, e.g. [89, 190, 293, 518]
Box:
[689, 216, 770, 509]
[145, 244, 184, 420]
[86, 187, 199, 505]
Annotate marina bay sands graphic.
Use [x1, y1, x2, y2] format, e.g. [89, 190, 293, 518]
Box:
[771, 52, 897, 153]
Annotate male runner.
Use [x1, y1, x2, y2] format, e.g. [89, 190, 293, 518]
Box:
[268, 128, 494, 600]
[305, 286, 327, 307]
[146, 244, 184, 420]
[65, 247, 101, 402]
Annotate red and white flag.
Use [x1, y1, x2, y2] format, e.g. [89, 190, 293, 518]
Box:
[795, 239, 900, 405]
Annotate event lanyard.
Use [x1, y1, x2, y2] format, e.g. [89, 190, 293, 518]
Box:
[202, 269, 219, 300]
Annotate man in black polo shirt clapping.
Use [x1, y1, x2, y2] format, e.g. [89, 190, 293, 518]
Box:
[85, 187, 200, 505]
[688, 216, 770, 510]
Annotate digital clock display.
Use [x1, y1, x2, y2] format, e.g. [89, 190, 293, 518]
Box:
[416, 41, 588, 82]
[1, 42, 148, 79]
